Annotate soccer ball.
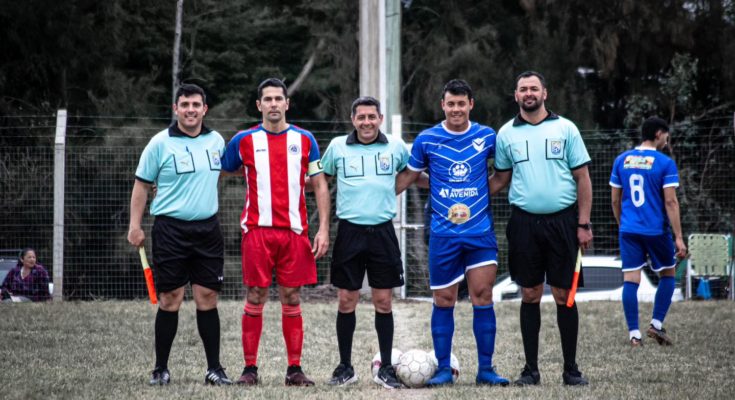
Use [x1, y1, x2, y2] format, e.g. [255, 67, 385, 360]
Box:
[370, 348, 403, 378]
[396, 349, 436, 388]
[427, 350, 461, 382]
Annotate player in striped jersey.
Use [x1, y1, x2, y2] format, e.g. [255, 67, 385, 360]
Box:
[610, 116, 687, 347]
[221, 78, 331, 387]
[396, 79, 509, 387]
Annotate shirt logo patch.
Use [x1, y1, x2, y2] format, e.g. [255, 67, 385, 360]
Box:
[448, 203, 471, 224]
[448, 161, 471, 182]
[550, 140, 562, 155]
[288, 144, 300, 154]
[623, 155, 655, 170]
[210, 151, 221, 166]
[379, 155, 391, 172]
[472, 138, 485, 152]
[439, 187, 479, 198]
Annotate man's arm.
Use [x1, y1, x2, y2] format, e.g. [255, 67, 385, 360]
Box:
[310, 173, 331, 259]
[572, 165, 593, 250]
[395, 169, 422, 194]
[127, 180, 152, 247]
[664, 186, 687, 258]
[489, 170, 512, 195]
[611, 187, 622, 226]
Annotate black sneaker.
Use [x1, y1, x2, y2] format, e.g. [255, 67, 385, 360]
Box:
[562, 364, 589, 386]
[327, 363, 358, 386]
[204, 366, 233, 385]
[374, 364, 401, 389]
[513, 365, 540, 386]
[149, 366, 170, 386]
[285, 365, 315, 386]
[647, 325, 673, 346]
[236, 365, 259, 386]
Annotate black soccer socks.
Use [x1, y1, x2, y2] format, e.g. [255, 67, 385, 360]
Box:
[520, 302, 541, 371]
[154, 308, 179, 369]
[556, 303, 579, 371]
[197, 308, 221, 370]
[336, 311, 356, 366]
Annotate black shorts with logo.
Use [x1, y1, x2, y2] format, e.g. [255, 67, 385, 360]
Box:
[506, 205, 584, 289]
[330, 219, 404, 291]
[151, 215, 224, 293]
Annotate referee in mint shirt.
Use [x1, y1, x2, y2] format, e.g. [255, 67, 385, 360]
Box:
[322, 96, 415, 389]
[491, 71, 593, 386]
[128, 84, 231, 386]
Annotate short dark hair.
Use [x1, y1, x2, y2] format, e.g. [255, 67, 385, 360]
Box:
[174, 83, 207, 105]
[515, 71, 547, 89]
[442, 79, 473, 101]
[350, 96, 382, 116]
[257, 78, 288, 100]
[641, 116, 669, 141]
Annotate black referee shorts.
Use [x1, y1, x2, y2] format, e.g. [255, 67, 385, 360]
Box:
[330, 219, 404, 291]
[506, 205, 584, 289]
[151, 215, 225, 293]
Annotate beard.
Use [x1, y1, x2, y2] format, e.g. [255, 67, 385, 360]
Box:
[519, 97, 543, 112]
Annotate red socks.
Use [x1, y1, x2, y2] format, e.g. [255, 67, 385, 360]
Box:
[281, 304, 303, 366]
[242, 302, 264, 367]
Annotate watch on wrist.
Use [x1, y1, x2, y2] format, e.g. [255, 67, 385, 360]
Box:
[577, 222, 592, 230]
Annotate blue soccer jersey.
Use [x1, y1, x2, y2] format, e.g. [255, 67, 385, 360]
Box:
[609, 147, 680, 235]
[408, 122, 496, 237]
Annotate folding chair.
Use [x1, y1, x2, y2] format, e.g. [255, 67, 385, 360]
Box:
[686, 234, 734, 300]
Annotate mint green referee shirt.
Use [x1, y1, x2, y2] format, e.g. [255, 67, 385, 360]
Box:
[495, 113, 591, 214]
[321, 131, 409, 225]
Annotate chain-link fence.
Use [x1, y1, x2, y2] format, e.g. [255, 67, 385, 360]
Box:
[1, 114, 733, 300]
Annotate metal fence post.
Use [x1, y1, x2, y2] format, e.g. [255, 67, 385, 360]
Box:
[53, 109, 67, 301]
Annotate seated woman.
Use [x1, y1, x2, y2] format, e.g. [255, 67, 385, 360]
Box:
[1, 248, 51, 302]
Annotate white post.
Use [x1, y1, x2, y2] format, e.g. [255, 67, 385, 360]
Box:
[390, 115, 407, 299]
[53, 109, 67, 301]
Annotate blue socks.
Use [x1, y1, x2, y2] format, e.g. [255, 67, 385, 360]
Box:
[652, 276, 675, 324]
[431, 305, 454, 369]
[622, 281, 640, 332]
[473, 304, 496, 368]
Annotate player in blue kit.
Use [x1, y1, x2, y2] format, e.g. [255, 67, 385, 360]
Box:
[397, 79, 509, 387]
[610, 116, 687, 347]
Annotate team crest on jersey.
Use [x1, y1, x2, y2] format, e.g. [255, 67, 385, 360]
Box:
[210, 151, 221, 166]
[448, 203, 471, 224]
[623, 155, 655, 170]
[550, 140, 562, 155]
[379, 155, 391, 172]
[472, 138, 485, 152]
[288, 144, 300, 154]
[448, 161, 471, 182]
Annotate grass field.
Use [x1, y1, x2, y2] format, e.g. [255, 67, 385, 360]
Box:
[1, 299, 733, 400]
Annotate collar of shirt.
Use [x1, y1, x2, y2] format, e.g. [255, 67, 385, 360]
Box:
[168, 123, 213, 137]
[512, 111, 560, 127]
[346, 130, 388, 145]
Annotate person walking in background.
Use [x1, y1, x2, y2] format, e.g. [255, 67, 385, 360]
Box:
[0, 248, 51, 302]
[491, 71, 592, 386]
[396, 79, 509, 387]
[127, 83, 231, 386]
[322, 96, 421, 388]
[610, 116, 687, 347]
[221, 78, 330, 387]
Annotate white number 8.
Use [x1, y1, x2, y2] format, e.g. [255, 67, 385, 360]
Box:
[629, 174, 645, 207]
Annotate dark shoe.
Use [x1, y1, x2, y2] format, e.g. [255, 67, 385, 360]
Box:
[426, 366, 454, 387]
[647, 325, 673, 346]
[562, 364, 589, 386]
[513, 365, 540, 386]
[285, 365, 315, 386]
[630, 337, 643, 347]
[327, 363, 357, 386]
[204, 366, 232, 385]
[374, 364, 401, 389]
[149, 366, 171, 385]
[476, 365, 509, 386]
[236, 365, 259, 386]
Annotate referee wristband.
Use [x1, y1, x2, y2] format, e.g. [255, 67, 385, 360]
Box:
[577, 223, 592, 230]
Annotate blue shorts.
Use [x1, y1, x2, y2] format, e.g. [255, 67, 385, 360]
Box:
[620, 232, 676, 272]
[428, 234, 497, 290]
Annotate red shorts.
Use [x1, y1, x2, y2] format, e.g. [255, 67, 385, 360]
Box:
[241, 227, 317, 287]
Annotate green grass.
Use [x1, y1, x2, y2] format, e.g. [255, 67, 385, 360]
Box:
[1, 299, 734, 399]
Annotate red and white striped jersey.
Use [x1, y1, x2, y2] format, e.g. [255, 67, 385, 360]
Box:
[222, 124, 323, 234]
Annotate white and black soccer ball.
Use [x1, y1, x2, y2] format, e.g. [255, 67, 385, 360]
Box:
[370, 348, 403, 379]
[427, 350, 461, 383]
[396, 349, 436, 388]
